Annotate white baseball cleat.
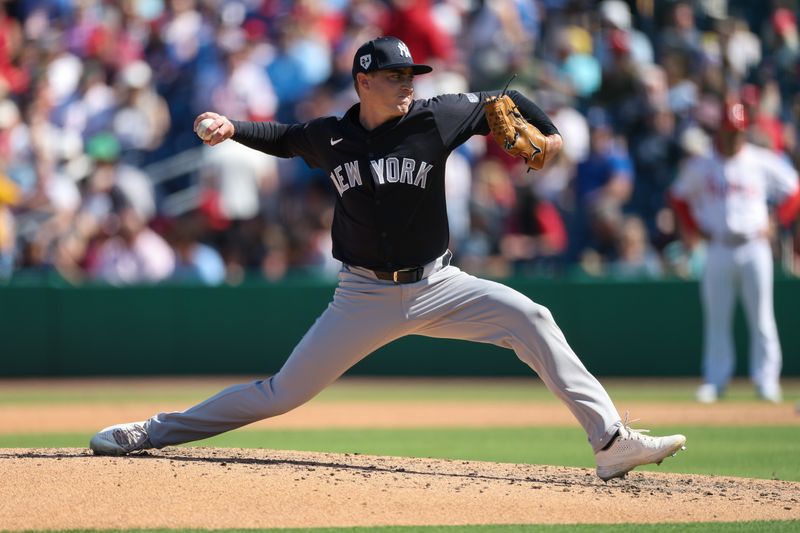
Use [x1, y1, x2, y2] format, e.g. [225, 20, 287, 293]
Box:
[595, 417, 686, 482]
[757, 384, 782, 404]
[696, 383, 719, 404]
[90, 421, 154, 456]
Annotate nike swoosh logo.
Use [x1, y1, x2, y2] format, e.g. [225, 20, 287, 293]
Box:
[522, 140, 542, 167]
[330, 138, 343, 146]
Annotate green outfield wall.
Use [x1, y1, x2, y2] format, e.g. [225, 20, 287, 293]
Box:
[1, 277, 798, 377]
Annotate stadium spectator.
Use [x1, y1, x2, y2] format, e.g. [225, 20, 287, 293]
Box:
[662, 226, 706, 279]
[500, 181, 567, 276]
[0, 4, 27, 97]
[113, 61, 172, 164]
[90, 202, 174, 285]
[0, 172, 19, 280]
[444, 148, 473, 257]
[608, 215, 663, 279]
[382, 0, 455, 68]
[741, 82, 787, 153]
[768, 7, 800, 113]
[83, 133, 155, 224]
[657, 1, 703, 66]
[595, 0, 654, 68]
[548, 25, 602, 100]
[628, 106, 682, 236]
[0, 1, 796, 284]
[569, 107, 634, 261]
[532, 90, 589, 208]
[167, 210, 225, 285]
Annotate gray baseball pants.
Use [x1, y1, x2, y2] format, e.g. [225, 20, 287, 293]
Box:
[147, 252, 622, 453]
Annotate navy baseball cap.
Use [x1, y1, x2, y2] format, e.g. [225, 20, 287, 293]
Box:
[352, 36, 433, 79]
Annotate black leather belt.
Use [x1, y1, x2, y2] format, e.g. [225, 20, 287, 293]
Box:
[371, 266, 425, 284]
[354, 251, 452, 284]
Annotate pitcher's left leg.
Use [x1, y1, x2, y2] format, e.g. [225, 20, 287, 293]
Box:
[410, 268, 620, 452]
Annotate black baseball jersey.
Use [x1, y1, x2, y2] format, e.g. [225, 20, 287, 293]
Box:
[231, 90, 558, 270]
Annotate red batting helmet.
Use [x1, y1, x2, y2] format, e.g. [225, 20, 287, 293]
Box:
[720, 101, 748, 132]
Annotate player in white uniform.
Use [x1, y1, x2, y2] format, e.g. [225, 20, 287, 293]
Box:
[670, 101, 800, 403]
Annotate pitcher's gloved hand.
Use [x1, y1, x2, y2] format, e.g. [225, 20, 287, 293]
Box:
[484, 95, 547, 170]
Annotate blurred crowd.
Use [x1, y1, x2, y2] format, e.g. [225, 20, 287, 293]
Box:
[0, 0, 799, 285]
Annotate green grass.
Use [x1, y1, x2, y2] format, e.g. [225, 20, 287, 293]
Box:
[4, 425, 799, 481]
[1, 378, 798, 405]
[19, 521, 800, 532]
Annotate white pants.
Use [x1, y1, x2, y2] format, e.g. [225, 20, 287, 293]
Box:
[148, 256, 622, 452]
[701, 239, 782, 391]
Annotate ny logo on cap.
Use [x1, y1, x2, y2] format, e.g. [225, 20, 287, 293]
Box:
[360, 54, 372, 70]
[397, 42, 411, 58]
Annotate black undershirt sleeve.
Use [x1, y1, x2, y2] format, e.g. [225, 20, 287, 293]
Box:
[230, 120, 320, 167]
[503, 90, 560, 137]
[231, 120, 293, 157]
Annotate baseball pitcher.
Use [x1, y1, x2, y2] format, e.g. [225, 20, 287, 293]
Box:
[90, 36, 686, 481]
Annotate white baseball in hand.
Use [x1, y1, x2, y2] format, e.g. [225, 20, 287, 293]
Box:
[195, 118, 216, 141]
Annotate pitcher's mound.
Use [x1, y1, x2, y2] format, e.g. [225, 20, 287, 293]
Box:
[2, 447, 798, 530]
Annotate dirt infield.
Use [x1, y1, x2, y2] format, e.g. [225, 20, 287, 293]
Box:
[2, 378, 799, 530]
[1, 447, 798, 530]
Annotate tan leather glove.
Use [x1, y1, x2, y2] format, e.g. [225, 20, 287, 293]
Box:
[484, 95, 547, 170]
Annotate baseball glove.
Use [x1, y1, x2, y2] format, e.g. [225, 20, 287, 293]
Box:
[484, 95, 547, 171]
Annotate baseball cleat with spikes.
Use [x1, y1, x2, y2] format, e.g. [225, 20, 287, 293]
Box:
[89, 421, 154, 456]
[595, 415, 686, 481]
